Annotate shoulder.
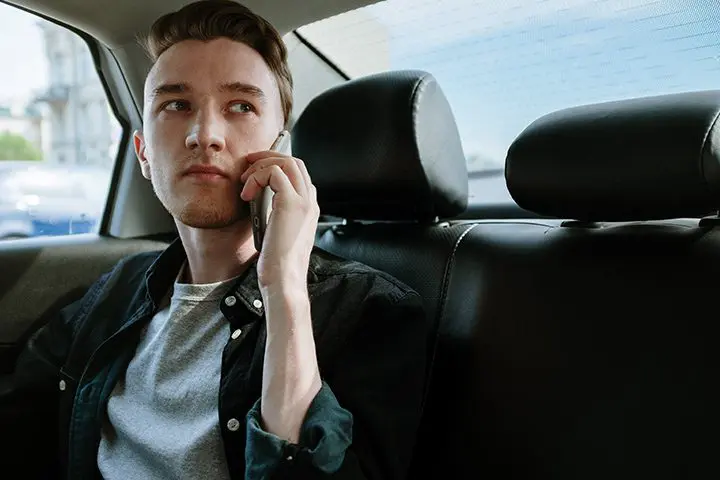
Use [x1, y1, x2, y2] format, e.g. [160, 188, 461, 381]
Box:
[308, 249, 428, 381]
[99, 247, 166, 289]
[308, 246, 420, 305]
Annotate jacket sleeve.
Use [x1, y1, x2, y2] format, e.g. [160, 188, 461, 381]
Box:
[245, 380, 353, 477]
[244, 289, 429, 480]
[0, 274, 108, 479]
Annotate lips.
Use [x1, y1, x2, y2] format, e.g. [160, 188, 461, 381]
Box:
[182, 164, 229, 178]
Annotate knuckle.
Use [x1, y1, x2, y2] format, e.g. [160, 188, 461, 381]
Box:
[300, 201, 314, 215]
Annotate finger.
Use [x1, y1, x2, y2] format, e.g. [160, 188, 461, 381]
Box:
[245, 150, 290, 163]
[241, 156, 307, 196]
[295, 158, 312, 186]
[240, 165, 296, 202]
[296, 159, 317, 203]
[240, 156, 281, 182]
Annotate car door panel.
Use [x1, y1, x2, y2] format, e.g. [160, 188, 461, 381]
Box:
[0, 235, 169, 373]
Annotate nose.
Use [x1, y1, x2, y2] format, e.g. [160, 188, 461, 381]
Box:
[185, 107, 227, 152]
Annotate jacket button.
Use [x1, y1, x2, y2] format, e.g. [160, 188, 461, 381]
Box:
[224, 296, 237, 307]
[59, 380, 66, 391]
[231, 329, 242, 340]
[227, 418, 240, 431]
[253, 299, 263, 309]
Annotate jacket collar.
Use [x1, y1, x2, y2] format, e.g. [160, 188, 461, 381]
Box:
[141, 237, 326, 321]
[142, 237, 264, 317]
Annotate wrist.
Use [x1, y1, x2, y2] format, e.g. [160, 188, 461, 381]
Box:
[260, 282, 310, 322]
[260, 276, 308, 301]
[258, 263, 308, 291]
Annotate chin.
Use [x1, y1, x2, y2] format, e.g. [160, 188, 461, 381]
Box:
[178, 211, 237, 229]
[167, 194, 251, 230]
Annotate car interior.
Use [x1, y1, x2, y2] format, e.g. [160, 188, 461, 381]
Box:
[1, 0, 718, 478]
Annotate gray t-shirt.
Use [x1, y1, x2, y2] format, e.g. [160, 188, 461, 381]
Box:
[97, 264, 238, 480]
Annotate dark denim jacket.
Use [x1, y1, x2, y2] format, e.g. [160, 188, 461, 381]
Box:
[0, 238, 428, 479]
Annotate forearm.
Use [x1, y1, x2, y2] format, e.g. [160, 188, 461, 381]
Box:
[245, 289, 426, 479]
[260, 284, 322, 443]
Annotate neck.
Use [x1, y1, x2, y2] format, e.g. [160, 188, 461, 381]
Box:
[176, 219, 257, 284]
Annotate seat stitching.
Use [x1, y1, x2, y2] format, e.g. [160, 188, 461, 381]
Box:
[419, 222, 479, 413]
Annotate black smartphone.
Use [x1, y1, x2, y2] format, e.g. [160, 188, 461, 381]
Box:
[250, 130, 291, 251]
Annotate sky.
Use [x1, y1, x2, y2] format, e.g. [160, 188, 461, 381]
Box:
[0, 3, 47, 105]
[3, 0, 720, 168]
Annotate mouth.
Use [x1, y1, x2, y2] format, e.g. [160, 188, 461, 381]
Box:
[182, 164, 229, 180]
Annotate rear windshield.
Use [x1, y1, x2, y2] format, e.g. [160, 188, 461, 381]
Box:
[299, 0, 720, 172]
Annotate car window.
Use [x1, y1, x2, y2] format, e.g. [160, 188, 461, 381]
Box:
[1, 167, 83, 198]
[0, 4, 121, 240]
[297, 0, 720, 173]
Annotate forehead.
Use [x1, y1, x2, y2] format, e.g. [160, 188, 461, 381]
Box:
[145, 37, 279, 100]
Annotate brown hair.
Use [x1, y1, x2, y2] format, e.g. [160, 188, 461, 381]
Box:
[140, 0, 293, 125]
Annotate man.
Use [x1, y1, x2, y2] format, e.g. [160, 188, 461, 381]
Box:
[0, 1, 427, 479]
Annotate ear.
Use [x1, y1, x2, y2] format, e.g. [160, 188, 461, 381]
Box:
[133, 130, 151, 180]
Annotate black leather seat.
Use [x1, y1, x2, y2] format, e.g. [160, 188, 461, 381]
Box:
[429, 92, 720, 479]
[297, 70, 720, 479]
[293, 68, 473, 343]
[293, 69, 473, 474]
[469, 92, 720, 479]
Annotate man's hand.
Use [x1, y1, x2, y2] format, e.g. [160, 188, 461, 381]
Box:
[240, 150, 320, 288]
[239, 150, 322, 444]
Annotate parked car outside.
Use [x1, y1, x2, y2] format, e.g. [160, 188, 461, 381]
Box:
[0, 161, 110, 239]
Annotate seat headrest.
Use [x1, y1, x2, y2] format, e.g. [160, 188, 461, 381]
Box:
[506, 90, 720, 221]
[292, 70, 468, 221]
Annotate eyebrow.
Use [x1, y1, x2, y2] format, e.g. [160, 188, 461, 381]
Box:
[150, 82, 188, 100]
[149, 82, 267, 103]
[218, 82, 267, 103]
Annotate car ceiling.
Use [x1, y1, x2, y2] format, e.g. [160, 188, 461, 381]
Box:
[4, 0, 379, 48]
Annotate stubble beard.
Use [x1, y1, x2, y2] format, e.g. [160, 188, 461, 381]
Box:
[152, 175, 251, 230]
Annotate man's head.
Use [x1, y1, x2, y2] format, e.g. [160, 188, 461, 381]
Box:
[134, 0, 293, 229]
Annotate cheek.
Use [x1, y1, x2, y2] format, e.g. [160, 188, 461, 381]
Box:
[142, 128, 176, 180]
[150, 126, 171, 150]
[146, 117, 186, 150]
[228, 120, 277, 155]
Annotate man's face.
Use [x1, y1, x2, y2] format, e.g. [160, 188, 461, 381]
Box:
[134, 37, 285, 229]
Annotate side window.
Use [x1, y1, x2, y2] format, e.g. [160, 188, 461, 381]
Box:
[0, 4, 121, 241]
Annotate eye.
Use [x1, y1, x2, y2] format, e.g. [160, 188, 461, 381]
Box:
[162, 100, 190, 112]
[228, 102, 254, 113]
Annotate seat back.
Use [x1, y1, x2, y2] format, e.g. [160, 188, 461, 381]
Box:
[293, 69, 474, 472]
[415, 219, 720, 479]
[300, 73, 720, 478]
[412, 92, 720, 479]
[293, 68, 472, 344]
